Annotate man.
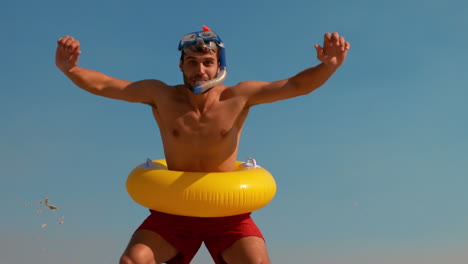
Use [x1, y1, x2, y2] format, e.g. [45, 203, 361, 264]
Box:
[56, 26, 350, 264]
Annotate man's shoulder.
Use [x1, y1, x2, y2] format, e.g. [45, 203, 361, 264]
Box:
[225, 80, 269, 95]
[233, 80, 269, 88]
[134, 79, 170, 87]
[132, 79, 184, 94]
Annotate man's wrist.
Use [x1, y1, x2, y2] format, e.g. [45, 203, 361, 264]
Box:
[60, 66, 78, 75]
[320, 62, 339, 72]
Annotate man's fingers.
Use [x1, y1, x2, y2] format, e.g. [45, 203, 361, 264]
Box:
[339, 36, 345, 46]
[331, 32, 340, 45]
[69, 51, 80, 63]
[315, 44, 326, 60]
[70, 40, 80, 53]
[64, 37, 76, 52]
[322, 32, 331, 46]
[314, 44, 322, 54]
[323, 32, 351, 51]
[57, 36, 66, 44]
[64, 36, 75, 43]
[57, 36, 80, 53]
[58, 36, 71, 46]
[323, 32, 341, 47]
[339, 36, 346, 51]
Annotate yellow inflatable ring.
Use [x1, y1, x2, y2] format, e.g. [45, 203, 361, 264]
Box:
[126, 158, 276, 217]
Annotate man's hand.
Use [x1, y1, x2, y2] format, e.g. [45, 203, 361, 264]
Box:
[56, 36, 81, 73]
[314, 32, 350, 69]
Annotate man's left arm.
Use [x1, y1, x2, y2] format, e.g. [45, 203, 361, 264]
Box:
[245, 32, 350, 106]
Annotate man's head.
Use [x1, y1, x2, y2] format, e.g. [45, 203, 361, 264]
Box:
[178, 26, 227, 94]
[179, 48, 219, 90]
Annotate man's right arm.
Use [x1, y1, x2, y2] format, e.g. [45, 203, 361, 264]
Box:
[56, 36, 160, 104]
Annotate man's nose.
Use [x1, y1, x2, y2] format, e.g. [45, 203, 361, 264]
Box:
[194, 63, 206, 74]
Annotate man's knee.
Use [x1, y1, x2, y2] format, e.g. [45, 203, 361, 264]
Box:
[120, 244, 156, 264]
[121, 229, 179, 264]
[242, 255, 271, 264]
[119, 254, 134, 264]
[224, 255, 271, 264]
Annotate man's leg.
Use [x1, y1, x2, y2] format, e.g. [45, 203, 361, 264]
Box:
[221, 236, 271, 264]
[120, 229, 179, 264]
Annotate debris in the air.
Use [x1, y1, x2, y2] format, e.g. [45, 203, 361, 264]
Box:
[25, 197, 64, 228]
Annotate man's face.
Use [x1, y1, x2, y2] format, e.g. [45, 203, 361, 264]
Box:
[180, 49, 219, 88]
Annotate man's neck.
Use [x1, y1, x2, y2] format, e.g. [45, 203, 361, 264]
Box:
[179, 84, 215, 113]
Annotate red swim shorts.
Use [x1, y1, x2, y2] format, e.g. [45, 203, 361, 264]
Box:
[136, 210, 265, 264]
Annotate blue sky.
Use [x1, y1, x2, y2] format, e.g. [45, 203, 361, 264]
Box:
[2, 0, 468, 263]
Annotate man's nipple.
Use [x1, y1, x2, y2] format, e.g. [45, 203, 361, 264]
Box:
[172, 129, 180, 138]
[220, 129, 229, 138]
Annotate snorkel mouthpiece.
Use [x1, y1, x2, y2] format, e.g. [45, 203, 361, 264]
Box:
[179, 25, 227, 94]
[192, 67, 227, 94]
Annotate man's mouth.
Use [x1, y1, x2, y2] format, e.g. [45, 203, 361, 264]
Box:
[193, 79, 207, 85]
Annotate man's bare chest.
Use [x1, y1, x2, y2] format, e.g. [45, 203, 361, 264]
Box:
[152, 101, 248, 138]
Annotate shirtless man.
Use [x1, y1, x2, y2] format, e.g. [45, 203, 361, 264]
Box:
[56, 27, 350, 264]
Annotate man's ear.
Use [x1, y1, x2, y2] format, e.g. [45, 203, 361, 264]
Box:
[179, 60, 183, 72]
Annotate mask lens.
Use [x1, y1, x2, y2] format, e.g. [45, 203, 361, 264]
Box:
[181, 33, 197, 44]
[200, 31, 217, 39]
[205, 41, 217, 49]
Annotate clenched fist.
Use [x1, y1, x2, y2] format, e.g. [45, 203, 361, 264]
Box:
[56, 36, 82, 72]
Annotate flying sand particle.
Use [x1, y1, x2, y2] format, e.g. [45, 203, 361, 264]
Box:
[26, 197, 64, 228]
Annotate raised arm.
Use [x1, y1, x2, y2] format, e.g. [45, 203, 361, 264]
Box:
[55, 36, 161, 104]
[245, 32, 350, 106]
